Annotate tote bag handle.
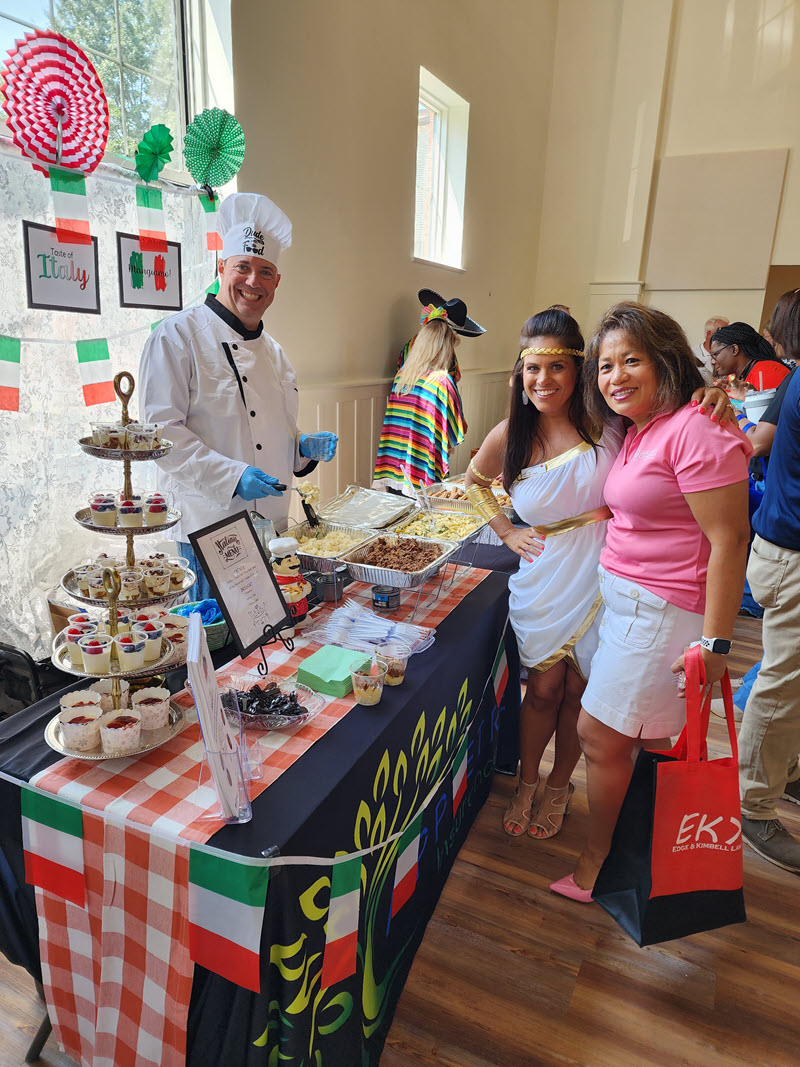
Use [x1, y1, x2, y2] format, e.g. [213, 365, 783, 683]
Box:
[684, 644, 738, 764]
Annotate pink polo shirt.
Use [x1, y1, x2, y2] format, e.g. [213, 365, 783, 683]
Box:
[600, 405, 752, 613]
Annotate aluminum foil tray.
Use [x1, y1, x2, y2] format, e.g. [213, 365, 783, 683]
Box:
[431, 481, 514, 517]
[389, 511, 486, 547]
[340, 533, 460, 589]
[317, 485, 415, 529]
[284, 520, 380, 573]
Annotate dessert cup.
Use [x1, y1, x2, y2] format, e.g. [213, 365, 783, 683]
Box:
[351, 659, 388, 706]
[89, 499, 117, 527]
[58, 696, 103, 751]
[146, 568, 171, 595]
[87, 574, 109, 600]
[89, 678, 130, 713]
[167, 556, 189, 588]
[105, 424, 127, 450]
[132, 621, 165, 663]
[65, 622, 97, 666]
[100, 711, 142, 755]
[113, 633, 146, 670]
[118, 502, 143, 527]
[119, 568, 143, 601]
[132, 687, 170, 730]
[78, 634, 114, 673]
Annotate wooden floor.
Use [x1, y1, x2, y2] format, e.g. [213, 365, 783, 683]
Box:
[3, 615, 799, 1066]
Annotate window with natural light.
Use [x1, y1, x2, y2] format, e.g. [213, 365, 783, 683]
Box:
[414, 66, 469, 269]
[0, 0, 186, 165]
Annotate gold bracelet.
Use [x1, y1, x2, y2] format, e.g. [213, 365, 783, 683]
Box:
[469, 457, 495, 483]
[465, 484, 503, 523]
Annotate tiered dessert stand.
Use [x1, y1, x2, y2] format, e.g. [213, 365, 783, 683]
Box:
[53, 372, 193, 714]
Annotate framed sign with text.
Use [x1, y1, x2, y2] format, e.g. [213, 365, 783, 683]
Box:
[116, 231, 183, 311]
[23, 221, 101, 314]
[189, 511, 293, 658]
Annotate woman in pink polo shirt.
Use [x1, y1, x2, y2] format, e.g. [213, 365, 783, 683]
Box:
[550, 302, 752, 902]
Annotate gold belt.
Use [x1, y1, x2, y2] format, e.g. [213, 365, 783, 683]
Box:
[533, 504, 612, 538]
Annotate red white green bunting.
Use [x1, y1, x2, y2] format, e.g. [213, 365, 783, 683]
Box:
[135, 186, 167, 252]
[492, 636, 509, 706]
[188, 847, 269, 993]
[199, 189, 222, 251]
[0, 336, 21, 412]
[21, 785, 86, 907]
[76, 338, 115, 406]
[390, 813, 422, 922]
[452, 735, 469, 816]
[49, 166, 91, 245]
[320, 855, 362, 988]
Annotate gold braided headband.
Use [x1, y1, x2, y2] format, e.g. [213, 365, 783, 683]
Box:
[520, 347, 583, 358]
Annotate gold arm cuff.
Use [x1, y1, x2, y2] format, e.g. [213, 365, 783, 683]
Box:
[465, 484, 503, 522]
[468, 457, 495, 483]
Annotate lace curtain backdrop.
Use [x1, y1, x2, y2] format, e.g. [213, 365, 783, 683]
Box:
[0, 141, 213, 658]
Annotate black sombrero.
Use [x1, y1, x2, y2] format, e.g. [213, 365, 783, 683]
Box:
[418, 289, 486, 337]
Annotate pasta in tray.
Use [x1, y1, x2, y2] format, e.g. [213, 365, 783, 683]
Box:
[296, 529, 363, 558]
[394, 512, 482, 540]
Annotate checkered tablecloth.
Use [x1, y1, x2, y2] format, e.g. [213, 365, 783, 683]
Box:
[30, 566, 488, 1067]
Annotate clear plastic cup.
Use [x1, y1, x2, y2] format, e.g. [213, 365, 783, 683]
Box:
[132, 621, 165, 663]
[87, 574, 109, 600]
[350, 658, 388, 706]
[381, 648, 410, 687]
[126, 424, 156, 450]
[65, 621, 97, 666]
[145, 567, 171, 595]
[119, 568, 144, 601]
[99, 608, 131, 635]
[67, 612, 93, 626]
[105, 424, 127, 450]
[77, 633, 113, 673]
[143, 499, 170, 526]
[166, 556, 189, 588]
[73, 565, 97, 593]
[90, 423, 115, 447]
[118, 501, 143, 527]
[114, 633, 146, 670]
[88, 498, 117, 527]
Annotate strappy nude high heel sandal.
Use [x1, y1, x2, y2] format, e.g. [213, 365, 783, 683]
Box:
[528, 781, 574, 839]
[503, 765, 539, 837]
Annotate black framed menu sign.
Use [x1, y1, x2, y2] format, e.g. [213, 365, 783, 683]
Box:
[189, 511, 293, 657]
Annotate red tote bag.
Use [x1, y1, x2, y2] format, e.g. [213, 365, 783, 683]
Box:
[592, 646, 746, 945]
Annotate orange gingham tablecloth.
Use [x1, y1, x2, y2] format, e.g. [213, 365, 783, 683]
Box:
[30, 566, 489, 1067]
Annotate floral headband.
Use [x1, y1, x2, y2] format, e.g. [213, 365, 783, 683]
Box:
[420, 304, 449, 326]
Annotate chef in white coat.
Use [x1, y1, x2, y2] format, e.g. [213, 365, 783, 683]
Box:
[139, 191, 337, 598]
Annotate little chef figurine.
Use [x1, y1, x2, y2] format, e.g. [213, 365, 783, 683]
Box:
[269, 537, 312, 633]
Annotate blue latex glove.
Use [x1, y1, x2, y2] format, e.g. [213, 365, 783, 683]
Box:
[172, 599, 224, 625]
[299, 431, 338, 462]
[235, 466, 284, 500]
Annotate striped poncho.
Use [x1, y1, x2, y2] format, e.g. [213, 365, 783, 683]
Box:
[374, 366, 466, 490]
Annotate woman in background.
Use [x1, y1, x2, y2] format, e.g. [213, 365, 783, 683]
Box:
[374, 292, 484, 490]
[710, 321, 790, 395]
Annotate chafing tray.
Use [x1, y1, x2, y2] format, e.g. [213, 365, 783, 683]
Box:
[340, 533, 460, 589]
[389, 509, 486, 547]
[284, 520, 380, 573]
[317, 485, 415, 529]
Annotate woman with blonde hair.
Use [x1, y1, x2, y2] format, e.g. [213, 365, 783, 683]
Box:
[374, 290, 484, 490]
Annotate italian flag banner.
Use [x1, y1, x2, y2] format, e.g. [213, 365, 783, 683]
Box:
[21, 785, 86, 907]
[199, 189, 222, 251]
[135, 186, 168, 252]
[76, 339, 115, 406]
[492, 634, 509, 706]
[188, 847, 269, 993]
[0, 336, 21, 412]
[389, 813, 422, 923]
[452, 734, 469, 816]
[321, 855, 362, 988]
[49, 167, 91, 245]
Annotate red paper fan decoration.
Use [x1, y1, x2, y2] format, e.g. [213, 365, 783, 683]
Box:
[1, 30, 109, 175]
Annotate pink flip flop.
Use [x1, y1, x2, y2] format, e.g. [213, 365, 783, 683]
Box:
[549, 873, 594, 903]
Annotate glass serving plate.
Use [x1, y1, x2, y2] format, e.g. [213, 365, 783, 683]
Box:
[216, 672, 325, 730]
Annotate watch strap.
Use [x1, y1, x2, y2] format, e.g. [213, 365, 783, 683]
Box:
[700, 635, 732, 655]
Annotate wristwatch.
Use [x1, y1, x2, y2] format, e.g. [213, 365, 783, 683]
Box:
[700, 636, 732, 655]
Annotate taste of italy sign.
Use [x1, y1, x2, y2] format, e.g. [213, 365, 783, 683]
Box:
[23, 221, 101, 314]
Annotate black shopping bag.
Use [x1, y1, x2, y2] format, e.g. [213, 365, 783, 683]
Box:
[592, 648, 747, 946]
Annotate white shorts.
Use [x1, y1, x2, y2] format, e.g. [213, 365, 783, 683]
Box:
[582, 567, 703, 739]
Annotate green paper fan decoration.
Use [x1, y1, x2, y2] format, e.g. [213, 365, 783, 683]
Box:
[184, 108, 245, 188]
[135, 123, 174, 183]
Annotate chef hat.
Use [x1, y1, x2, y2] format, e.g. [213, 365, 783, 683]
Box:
[219, 192, 292, 267]
[268, 537, 299, 558]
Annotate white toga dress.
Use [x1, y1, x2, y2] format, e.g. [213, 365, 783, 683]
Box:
[508, 421, 625, 676]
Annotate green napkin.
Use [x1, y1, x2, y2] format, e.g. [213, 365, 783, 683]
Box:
[297, 645, 371, 698]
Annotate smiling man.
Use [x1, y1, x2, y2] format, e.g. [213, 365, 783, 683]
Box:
[139, 192, 337, 597]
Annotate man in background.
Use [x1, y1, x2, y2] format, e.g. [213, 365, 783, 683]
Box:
[694, 314, 729, 382]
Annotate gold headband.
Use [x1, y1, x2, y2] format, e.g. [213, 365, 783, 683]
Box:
[520, 347, 583, 358]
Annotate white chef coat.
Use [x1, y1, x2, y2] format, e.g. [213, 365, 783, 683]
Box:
[139, 295, 313, 541]
[693, 342, 714, 384]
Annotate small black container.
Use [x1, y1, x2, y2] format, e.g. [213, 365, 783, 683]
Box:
[372, 584, 400, 611]
[317, 566, 348, 602]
